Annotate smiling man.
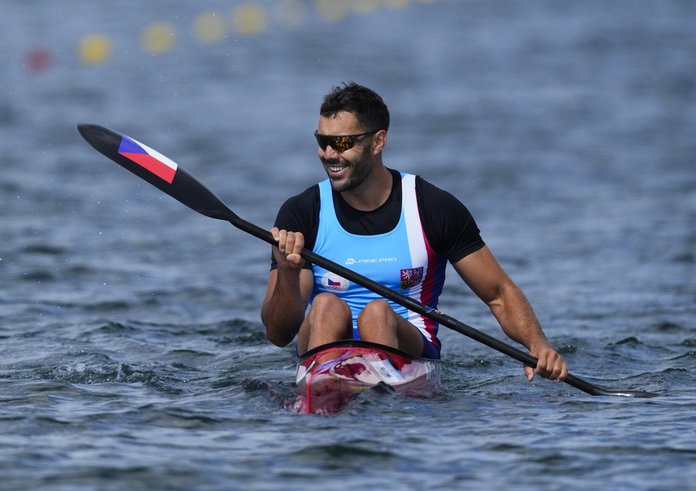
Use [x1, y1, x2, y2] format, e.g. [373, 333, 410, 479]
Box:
[260, 82, 567, 382]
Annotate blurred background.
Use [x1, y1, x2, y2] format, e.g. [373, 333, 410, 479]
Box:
[1, 1, 695, 488]
[2, 0, 693, 330]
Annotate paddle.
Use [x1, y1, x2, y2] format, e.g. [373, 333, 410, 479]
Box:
[77, 123, 658, 398]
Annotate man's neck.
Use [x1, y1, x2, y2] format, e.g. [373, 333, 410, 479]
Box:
[340, 165, 393, 212]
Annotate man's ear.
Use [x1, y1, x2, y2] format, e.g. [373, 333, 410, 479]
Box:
[372, 129, 387, 155]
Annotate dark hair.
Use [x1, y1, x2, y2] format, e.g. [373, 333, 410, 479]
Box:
[320, 82, 390, 132]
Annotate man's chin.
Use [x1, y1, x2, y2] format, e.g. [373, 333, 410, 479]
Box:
[329, 180, 347, 192]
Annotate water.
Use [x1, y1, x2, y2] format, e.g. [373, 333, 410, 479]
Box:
[2, 0, 695, 489]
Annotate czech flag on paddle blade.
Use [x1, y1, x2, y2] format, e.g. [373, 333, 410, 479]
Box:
[118, 135, 178, 184]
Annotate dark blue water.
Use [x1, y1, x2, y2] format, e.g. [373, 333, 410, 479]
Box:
[2, 1, 695, 489]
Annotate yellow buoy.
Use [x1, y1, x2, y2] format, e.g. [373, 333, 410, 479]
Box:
[78, 34, 112, 65]
[231, 4, 267, 36]
[142, 23, 176, 54]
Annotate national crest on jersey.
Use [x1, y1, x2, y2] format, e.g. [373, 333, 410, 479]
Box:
[310, 173, 445, 349]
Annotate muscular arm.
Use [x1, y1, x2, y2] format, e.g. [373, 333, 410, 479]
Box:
[452, 246, 568, 381]
[261, 229, 314, 347]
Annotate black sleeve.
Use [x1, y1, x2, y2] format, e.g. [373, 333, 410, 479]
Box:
[416, 176, 485, 263]
[270, 185, 319, 270]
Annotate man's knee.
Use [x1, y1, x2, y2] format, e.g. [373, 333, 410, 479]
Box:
[310, 293, 351, 319]
[357, 300, 397, 338]
[299, 294, 353, 352]
[358, 299, 392, 322]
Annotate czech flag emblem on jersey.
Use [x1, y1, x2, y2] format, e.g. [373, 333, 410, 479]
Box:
[118, 135, 178, 184]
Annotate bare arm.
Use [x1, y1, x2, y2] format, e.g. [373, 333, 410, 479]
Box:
[260, 228, 314, 347]
[452, 246, 568, 381]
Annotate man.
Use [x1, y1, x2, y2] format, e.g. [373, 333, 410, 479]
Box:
[261, 82, 567, 382]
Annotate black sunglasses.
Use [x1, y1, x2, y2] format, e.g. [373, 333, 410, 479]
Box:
[314, 130, 378, 153]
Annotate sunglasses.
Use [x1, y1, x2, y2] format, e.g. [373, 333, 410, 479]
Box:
[314, 130, 378, 153]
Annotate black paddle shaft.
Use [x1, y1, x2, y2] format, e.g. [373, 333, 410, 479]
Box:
[78, 123, 658, 399]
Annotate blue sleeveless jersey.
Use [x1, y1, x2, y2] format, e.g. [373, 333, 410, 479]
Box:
[310, 173, 446, 351]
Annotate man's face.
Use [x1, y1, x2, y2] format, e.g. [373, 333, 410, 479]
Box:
[316, 111, 376, 193]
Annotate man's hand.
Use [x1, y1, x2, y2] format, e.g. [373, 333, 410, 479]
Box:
[525, 342, 568, 381]
[271, 227, 305, 269]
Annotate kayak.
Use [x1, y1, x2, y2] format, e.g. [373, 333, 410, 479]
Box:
[294, 340, 442, 414]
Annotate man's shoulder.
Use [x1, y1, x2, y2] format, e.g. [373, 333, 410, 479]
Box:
[414, 175, 464, 208]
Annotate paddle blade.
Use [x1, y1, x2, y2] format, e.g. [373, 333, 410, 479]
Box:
[78, 123, 236, 221]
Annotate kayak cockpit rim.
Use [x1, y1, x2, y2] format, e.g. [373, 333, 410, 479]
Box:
[298, 339, 440, 364]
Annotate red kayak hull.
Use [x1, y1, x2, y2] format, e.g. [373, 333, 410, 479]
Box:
[294, 340, 441, 414]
